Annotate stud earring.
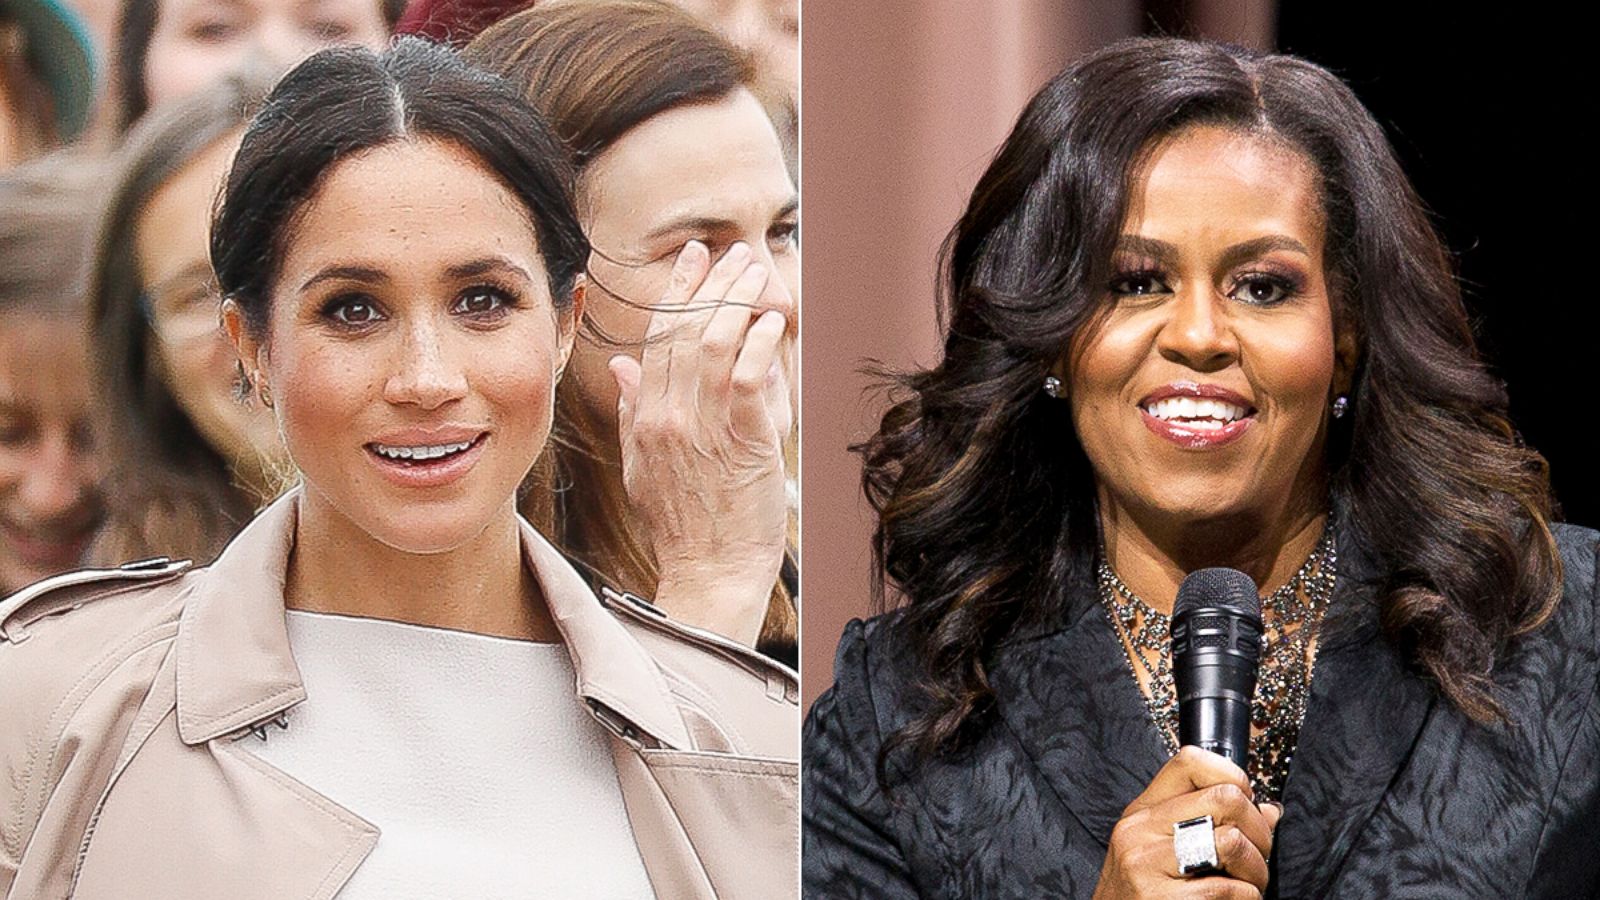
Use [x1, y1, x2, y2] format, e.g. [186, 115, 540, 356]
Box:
[1331, 394, 1349, 419]
[1042, 375, 1065, 399]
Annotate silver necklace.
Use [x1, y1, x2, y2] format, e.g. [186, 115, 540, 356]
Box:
[1096, 520, 1338, 802]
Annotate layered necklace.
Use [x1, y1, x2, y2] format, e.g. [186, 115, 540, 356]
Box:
[1095, 519, 1338, 802]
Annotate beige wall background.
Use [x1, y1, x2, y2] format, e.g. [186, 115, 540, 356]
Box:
[800, 1, 1273, 708]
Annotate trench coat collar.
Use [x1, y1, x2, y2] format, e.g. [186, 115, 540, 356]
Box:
[174, 486, 692, 749]
[990, 514, 1433, 896]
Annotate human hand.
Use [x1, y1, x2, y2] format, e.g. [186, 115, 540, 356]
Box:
[1092, 747, 1282, 900]
[610, 240, 792, 646]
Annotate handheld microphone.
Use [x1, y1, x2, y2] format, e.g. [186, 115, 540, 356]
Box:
[1172, 568, 1263, 770]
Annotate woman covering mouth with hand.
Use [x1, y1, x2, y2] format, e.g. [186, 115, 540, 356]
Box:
[467, 0, 800, 666]
[0, 39, 796, 899]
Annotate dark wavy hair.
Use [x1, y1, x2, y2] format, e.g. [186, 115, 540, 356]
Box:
[860, 36, 1562, 766]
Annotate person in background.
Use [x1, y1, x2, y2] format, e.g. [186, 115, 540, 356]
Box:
[56, 0, 114, 57]
[112, 0, 405, 130]
[468, 0, 799, 665]
[86, 72, 286, 567]
[396, 0, 796, 167]
[0, 152, 104, 593]
[0, 0, 94, 167]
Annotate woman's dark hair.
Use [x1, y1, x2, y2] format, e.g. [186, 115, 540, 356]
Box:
[861, 36, 1562, 768]
[87, 72, 273, 568]
[113, 0, 410, 131]
[466, 0, 798, 659]
[211, 36, 587, 340]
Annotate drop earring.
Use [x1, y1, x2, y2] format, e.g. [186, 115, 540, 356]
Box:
[1042, 375, 1065, 399]
[1331, 394, 1348, 419]
[257, 378, 274, 409]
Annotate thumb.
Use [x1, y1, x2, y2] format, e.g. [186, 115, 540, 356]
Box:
[610, 354, 643, 438]
[1258, 801, 1284, 831]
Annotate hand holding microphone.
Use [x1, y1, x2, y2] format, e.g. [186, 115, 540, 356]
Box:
[1093, 569, 1278, 900]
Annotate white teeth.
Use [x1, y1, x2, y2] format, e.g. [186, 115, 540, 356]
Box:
[1144, 397, 1247, 423]
[372, 440, 473, 461]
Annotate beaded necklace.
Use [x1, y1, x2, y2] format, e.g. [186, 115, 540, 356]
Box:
[1095, 520, 1338, 802]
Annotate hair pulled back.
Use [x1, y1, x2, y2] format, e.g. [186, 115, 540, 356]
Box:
[466, 0, 758, 167]
[211, 37, 587, 338]
[862, 36, 1561, 766]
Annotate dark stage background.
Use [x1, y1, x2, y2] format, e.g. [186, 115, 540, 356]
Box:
[1273, 5, 1594, 526]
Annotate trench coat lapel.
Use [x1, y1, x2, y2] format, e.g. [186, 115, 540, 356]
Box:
[131, 488, 381, 900]
[991, 564, 1171, 848]
[1269, 531, 1434, 900]
[174, 489, 306, 744]
[520, 518, 692, 750]
[165, 487, 708, 898]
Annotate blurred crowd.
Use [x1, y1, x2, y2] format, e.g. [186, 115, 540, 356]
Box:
[0, 0, 799, 662]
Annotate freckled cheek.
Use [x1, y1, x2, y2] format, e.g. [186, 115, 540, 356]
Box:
[477, 345, 559, 440]
[269, 347, 385, 466]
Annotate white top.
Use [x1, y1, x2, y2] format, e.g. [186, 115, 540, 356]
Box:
[242, 610, 656, 900]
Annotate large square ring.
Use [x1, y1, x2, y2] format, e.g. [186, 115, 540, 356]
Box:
[1172, 814, 1221, 876]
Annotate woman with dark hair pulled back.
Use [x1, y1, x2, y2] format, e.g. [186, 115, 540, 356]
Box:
[803, 36, 1598, 898]
[1, 37, 797, 899]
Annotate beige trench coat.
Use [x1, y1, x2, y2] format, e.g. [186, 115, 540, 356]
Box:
[0, 489, 798, 899]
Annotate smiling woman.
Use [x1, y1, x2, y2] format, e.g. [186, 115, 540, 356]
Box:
[0, 38, 797, 900]
[804, 36, 1599, 899]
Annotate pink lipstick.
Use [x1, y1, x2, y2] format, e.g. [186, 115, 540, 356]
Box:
[1137, 382, 1256, 450]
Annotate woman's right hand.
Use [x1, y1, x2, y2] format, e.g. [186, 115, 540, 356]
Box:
[1093, 746, 1283, 900]
[609, 240, 792, 647]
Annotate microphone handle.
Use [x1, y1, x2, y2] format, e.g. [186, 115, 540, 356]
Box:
[1177, 683, 1252, 770]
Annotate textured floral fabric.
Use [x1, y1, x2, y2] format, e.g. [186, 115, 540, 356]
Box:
[803, 523, 1600, 899]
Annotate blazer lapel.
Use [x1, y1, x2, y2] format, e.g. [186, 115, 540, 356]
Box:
[1269, 528, 1434, 900]
[991, 519, 1436, 897]
[991, 569, 1170, 848]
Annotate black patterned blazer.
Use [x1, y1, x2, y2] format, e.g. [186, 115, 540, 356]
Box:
[803, 523, 1600, 899]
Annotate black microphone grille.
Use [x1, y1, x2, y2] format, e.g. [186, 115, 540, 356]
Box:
[1174, 567, 1262, 622]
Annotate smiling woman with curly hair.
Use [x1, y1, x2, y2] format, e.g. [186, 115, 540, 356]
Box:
[804, 36, 1596, 899]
